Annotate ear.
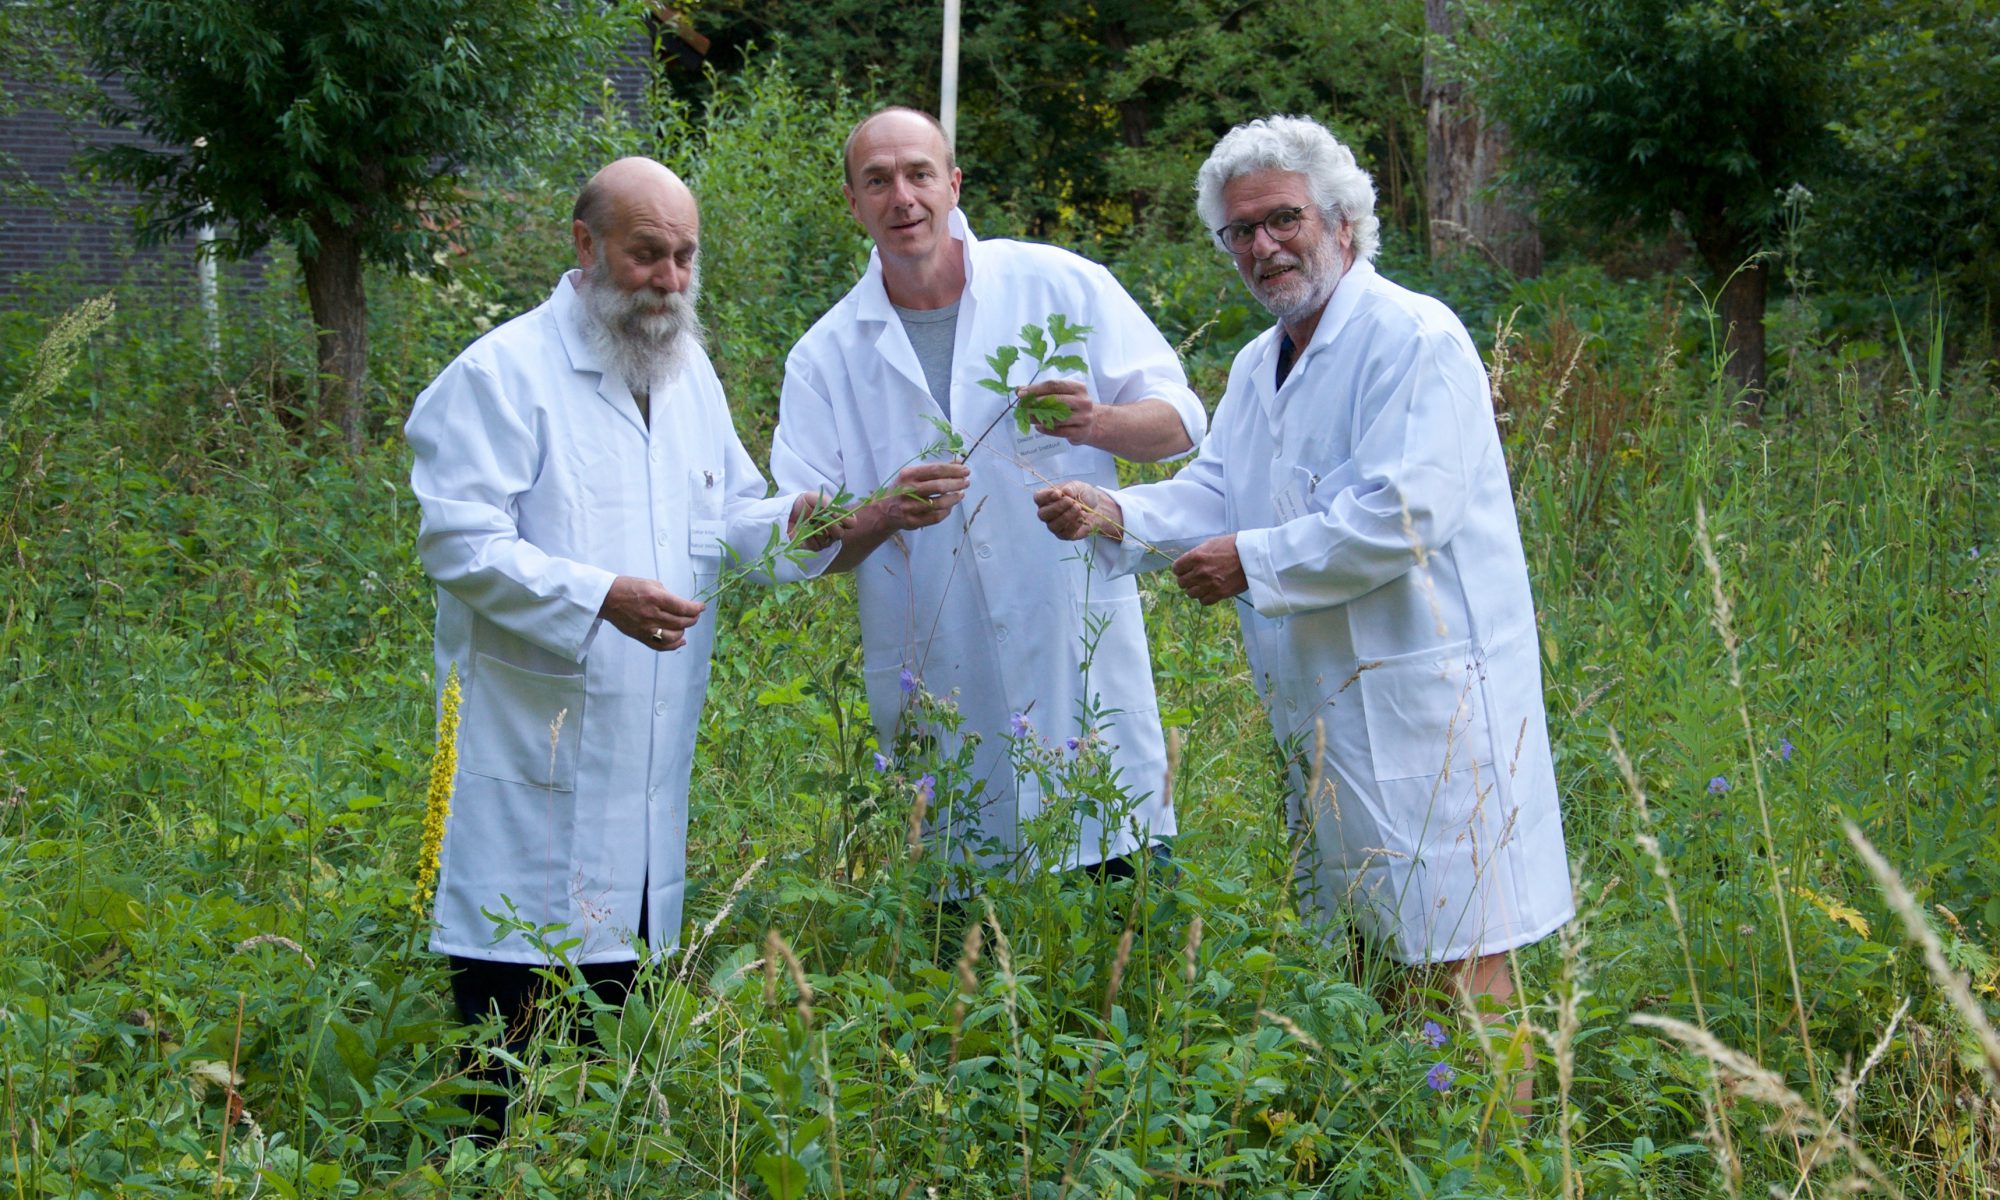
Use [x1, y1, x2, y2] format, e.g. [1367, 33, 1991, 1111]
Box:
[843, 182, 862, 227]
[572, 219, 597, 271]
[946, 166, 962, 208]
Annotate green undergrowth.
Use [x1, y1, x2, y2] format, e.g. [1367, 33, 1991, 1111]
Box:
[2, 225, 1996, 1195]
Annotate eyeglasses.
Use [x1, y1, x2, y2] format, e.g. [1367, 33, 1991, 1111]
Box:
[1213, 206, 1309, 254]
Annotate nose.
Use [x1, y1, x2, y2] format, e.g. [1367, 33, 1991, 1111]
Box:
[888, 172, 917, 208]
[1248, 222, 1286, 258]
[654, 257, 690, 294]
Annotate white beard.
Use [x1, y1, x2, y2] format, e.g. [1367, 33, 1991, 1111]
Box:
[1246, 230, 1343, 326]
[579, 257, 704, 398]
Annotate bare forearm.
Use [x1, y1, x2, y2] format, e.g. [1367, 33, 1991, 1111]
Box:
[1081, 398, 1195, 462]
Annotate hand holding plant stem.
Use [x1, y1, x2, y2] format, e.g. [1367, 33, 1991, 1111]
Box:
[959, 313, 1094, 462]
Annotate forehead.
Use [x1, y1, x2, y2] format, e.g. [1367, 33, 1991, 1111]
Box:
[606, 185, 699, 244]
[1220, 168, 1313, 219]
[849, 113, 949, 174]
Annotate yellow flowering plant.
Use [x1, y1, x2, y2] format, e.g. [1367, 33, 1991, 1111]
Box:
[412, 663, 461, 917]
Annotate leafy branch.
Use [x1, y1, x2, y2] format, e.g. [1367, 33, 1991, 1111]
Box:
[958, 313, 1093, 462]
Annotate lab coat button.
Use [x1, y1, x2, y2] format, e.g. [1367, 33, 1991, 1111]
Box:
[654, 701, 668, 717]
[656, 532, 669, 546]
[995, 625, 1008, 643]
[649, 446, 660, 463]
[977, 544, 992, 559]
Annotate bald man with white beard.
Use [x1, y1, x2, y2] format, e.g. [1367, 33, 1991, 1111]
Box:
[406, 157, 833, 1134]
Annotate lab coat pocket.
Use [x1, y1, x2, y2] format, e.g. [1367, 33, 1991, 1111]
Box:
[688, 467, 725, 588]
[1356, 641, 1495, 784]
[461, 653, 585, 792]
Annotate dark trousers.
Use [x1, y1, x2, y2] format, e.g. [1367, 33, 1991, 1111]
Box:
[447, 903, 648, 1136]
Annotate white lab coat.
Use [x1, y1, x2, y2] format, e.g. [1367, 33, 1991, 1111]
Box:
[407, 272, 825, 964]
[771, 212, 1206, 873]
[1108, 259, 1573, 962]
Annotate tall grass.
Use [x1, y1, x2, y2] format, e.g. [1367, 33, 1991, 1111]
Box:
[1, 69, 1995, 1200]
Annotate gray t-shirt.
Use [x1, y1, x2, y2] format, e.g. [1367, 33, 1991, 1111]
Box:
[893, 298, 961, 419]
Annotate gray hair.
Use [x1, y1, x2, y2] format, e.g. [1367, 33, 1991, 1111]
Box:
[1195, 115, 1380, 263]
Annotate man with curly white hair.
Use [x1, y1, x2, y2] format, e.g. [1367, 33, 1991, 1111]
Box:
[1037, 115, 1574, 1019]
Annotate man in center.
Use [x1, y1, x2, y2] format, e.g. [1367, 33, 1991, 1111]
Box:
[771, 107, 1206, 878]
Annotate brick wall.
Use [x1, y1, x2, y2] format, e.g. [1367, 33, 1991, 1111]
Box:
[1, 28, 668, 303]
[0, 73, 215, 299]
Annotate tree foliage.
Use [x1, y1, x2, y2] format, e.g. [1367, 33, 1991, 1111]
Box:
[66, 0, 628, 444]
[671, 0, 1425, 242]
[1829, 0, 2000, 325]
[1473, 0, 1845, 396]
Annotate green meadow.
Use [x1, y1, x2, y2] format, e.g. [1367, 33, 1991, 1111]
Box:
[3, 63, 1997, 1200]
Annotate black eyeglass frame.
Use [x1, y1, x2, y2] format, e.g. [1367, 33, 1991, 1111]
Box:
[1212, 205, 1311, 254]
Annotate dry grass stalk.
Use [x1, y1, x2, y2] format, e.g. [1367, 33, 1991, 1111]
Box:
[1843, 820, 2000, 1087]
[765, 929, 813, 1025]
[1103, 926, 1135, 1021]
[1256, 1007, 1323, 1053]
[1606, 727, 1708, 1024]
[948, 922, 985, 1067]
[231, 933, 314, 969]
[1607, 723, 1742, 1180]
[1694, 499, 1819, 1094]
[905, 776, 929, 862]
[1182, 916, 1204, 986]
[1786, 997, 1911, 1200]
[1631, 1013, 1900, 1197]
[979, 898, 1032, 1198]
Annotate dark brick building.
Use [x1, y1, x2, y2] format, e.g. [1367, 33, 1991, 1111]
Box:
[1, 29, 668, 303]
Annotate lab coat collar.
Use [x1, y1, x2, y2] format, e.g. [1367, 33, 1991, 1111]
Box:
[851, 209, 977, 410]
[1251, 257, 1377, 417]
[852, 207, 977, 324]
[552, 270, 649, 437]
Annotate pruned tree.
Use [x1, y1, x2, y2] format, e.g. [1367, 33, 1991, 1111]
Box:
[68, 0, 627, 448]
[1476, 0, 1842, 407]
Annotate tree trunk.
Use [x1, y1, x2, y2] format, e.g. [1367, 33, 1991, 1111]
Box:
[1423, 0, 1541, 277]
[301, 214, 369, 451]
[1714, 260, 1768, 417]
[1694, 217, 1769, 418]
[1096, 18, 1155, 222]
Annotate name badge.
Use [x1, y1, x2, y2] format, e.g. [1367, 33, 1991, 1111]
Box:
[1011, 425, 1070, 470]
[689, 518, 725, 558]
[1272, 481, 1307, 524]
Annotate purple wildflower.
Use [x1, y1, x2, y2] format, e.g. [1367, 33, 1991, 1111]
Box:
[1010, 712, 1033, 738]
[1778, 736, 1794, 763]
[1425, 1062, 1455, 1093]
[914, 773, 935, 804]
[899, 668, 917, 694]
[1707, 775, 1730, 795]
[1065, 736, 1081, 752]
[874, 751, 892, 773]
[1421, 1020, 1448, 1049]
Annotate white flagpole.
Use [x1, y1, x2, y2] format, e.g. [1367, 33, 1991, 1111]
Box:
[940, 0, 961, 145]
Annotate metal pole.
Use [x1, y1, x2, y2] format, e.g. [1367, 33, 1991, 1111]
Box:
[196, 208, 221, 373]
[940, 0, 960, 145]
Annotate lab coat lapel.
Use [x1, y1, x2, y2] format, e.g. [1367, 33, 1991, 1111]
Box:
[1262, 258, 1375, 445]
[553, 271, 650, 438]
[852, 254, 942, 419]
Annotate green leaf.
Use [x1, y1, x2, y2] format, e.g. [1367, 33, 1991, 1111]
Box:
[756, 676, 811, 706]
[753, 1152, 808, 1200]
[984, 344, 1019, 385]
[1020, 323, 1050, 362]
